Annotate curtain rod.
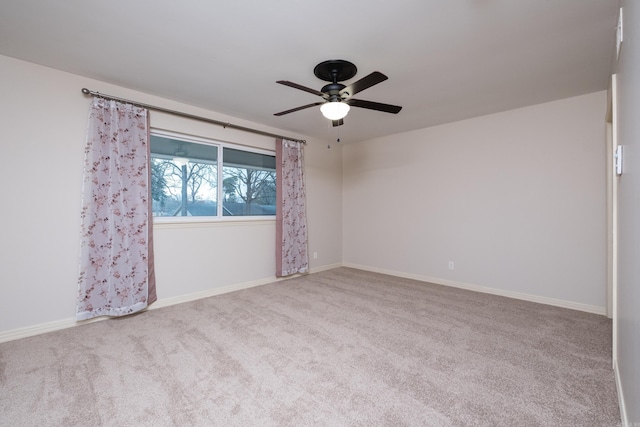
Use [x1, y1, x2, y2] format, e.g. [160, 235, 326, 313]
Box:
[81, 88, 306, 144]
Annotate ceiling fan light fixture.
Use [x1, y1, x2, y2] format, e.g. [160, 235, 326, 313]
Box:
[320, 101, 350, 120]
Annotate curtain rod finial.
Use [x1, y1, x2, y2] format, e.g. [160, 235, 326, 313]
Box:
[81, 88, 90, 95]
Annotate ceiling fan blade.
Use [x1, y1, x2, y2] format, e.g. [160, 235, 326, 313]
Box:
[332, 119, 344, 127]
[274, 101, 325, 116]
[340, 71, 388, 98]
[346, 98, 402, 114]
[276, 80, 327, 98]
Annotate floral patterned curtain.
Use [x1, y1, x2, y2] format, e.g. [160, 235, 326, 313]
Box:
[77, 97, 157, 320]
[276, 139, 309, 277]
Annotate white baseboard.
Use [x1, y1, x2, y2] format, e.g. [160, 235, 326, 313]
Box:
[151, 262, 340, 310]
[614, 359, 630, 427]
[0, 261, 605, 343]
[0, 278, 273, 343]
[150, 276, 279, 310]
[0, 317, 102, 344]
[0, 263, 341, 344]
[310, 262, 343, 274]
[342, 263, 606, 315]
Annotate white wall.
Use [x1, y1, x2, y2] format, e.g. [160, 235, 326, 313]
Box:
[343, 92, 607, 311]
[615, 1, 640, 423]
[0, 54, 342, 337]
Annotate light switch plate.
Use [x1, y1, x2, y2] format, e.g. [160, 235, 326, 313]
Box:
[615, 145, 623, 176]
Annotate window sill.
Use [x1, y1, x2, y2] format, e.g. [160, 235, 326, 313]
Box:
[153, 216, 275, 229]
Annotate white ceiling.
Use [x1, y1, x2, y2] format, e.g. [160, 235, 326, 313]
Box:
[0, 0, 619, 143]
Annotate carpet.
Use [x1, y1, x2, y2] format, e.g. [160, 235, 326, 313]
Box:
[0, 267, 621, 426]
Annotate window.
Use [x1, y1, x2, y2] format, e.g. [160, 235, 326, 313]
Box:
[150, 132, 276, 218]
[222, 147, 276, 216]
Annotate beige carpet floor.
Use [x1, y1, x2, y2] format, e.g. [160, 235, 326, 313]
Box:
[0, 267, 621, 426]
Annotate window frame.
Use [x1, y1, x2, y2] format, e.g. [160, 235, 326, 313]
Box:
[150, 129, 277, 223]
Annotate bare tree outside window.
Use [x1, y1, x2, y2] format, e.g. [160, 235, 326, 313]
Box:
[223, 167, 276, 215]
[151, 159, 217, 216]
[150, 133, 276, 217]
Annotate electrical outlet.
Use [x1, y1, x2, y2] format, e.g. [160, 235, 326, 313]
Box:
[448, 261, 454, 270]
[313, 252, 318, 260]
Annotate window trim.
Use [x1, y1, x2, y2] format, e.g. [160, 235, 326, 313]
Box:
[150, 128, 277, 223]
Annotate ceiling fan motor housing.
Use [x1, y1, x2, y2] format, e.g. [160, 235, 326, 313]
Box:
[321, 83, 347, 101]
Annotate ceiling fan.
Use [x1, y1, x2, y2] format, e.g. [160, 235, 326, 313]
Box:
[274, 59, 402, 127]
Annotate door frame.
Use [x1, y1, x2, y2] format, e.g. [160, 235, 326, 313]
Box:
[605, 74, 618, 365]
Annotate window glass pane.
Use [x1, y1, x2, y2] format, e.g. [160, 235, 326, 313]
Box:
[151, 135, 218, 217]
[222, 148, 276, 216]
[223, 147, 275, 169]
[151, 135, 217, 163]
